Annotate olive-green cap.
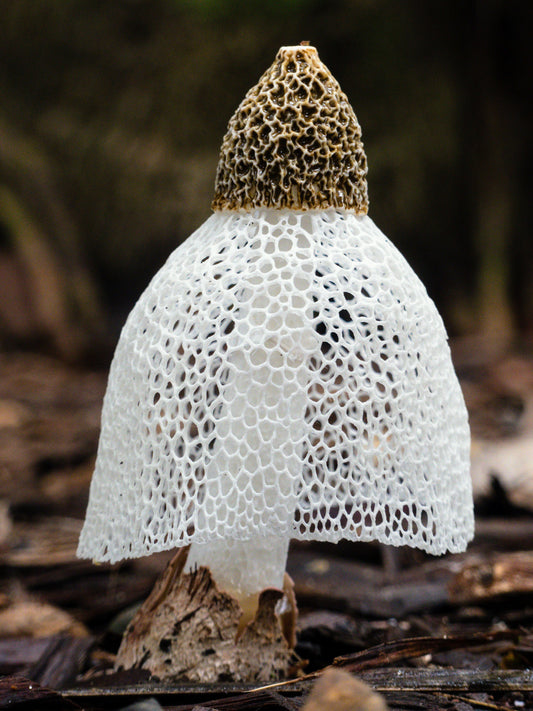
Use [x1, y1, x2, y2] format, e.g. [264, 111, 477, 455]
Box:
[212, 44, 368, 213]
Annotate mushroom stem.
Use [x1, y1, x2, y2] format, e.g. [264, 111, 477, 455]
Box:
[184, 212, 318, 622]
[184, 337, 308, 618]
[186, 535, 290, 626]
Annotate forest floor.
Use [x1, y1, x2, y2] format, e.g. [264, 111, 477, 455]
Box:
[0, 346, 533, 710]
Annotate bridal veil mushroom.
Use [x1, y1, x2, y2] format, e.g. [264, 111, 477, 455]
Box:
[78, 44, 474, 666]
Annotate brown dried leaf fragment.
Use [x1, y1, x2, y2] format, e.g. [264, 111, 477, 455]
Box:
[302, 668, 388, 711]
[449, 551, 533, 603]
[0, 599, 88, 638]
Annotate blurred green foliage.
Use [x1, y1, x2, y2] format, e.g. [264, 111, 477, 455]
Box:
[0, 0, 531, 355]
[175, 0, 315, 19]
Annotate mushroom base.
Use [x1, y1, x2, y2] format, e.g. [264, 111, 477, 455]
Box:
[115, 547, 298, 683]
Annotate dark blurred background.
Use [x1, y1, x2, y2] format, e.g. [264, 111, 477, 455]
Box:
[0, 0, 532, 363]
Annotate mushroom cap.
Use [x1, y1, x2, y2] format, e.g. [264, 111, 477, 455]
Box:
[77, 208, 473, 563]
[212, 45, 368, 213]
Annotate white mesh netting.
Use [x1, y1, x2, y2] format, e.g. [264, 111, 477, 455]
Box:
[77, 208, 474, 563]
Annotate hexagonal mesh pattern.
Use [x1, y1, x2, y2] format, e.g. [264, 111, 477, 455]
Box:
[212, 45, 368, 213]
[77, 209, 473, 563]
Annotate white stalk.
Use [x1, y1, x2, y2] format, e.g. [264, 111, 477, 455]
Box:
[186, 214, 317, 616]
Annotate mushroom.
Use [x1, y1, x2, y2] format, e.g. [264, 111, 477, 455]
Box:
[78, 44, 474, 634]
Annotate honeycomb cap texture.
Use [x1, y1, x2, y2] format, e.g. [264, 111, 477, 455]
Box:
[212, 45, 368, 212]
[77, 209, 474, 564]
